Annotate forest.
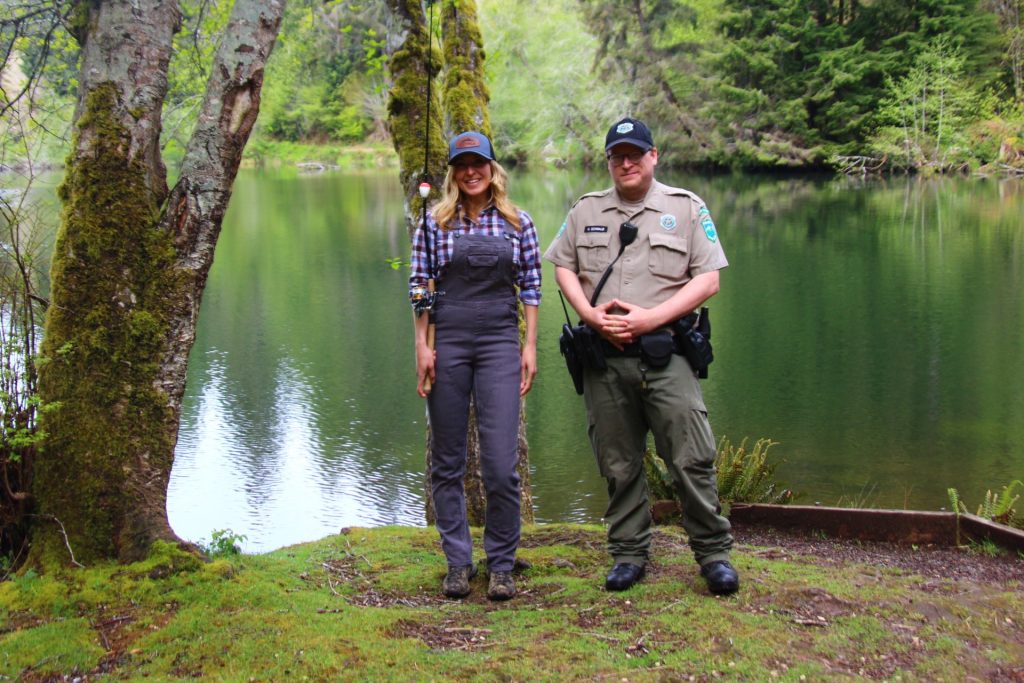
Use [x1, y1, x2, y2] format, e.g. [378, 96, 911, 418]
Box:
[4, 0, 1024, 175]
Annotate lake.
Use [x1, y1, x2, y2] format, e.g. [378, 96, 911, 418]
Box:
[165, 167, 1024, 552]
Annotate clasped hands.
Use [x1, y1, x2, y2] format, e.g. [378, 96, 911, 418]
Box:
[586, 299, 659, 350]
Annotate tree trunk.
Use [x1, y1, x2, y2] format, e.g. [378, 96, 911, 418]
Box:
[32, 0, 283, 566]
[441, 0, 490, 138]
[385, 0, 447, 229]
[441, 0, 532, 526]
[387, 0, 532, 526]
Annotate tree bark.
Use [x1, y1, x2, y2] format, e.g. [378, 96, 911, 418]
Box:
[441, 0, 490, 137]
[32, 0, 283, 566]
[387, 0, 533, 526]
[385, 0, 447, 229]
[441, 0, 532, 526]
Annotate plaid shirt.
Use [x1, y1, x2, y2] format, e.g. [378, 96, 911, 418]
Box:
[409, 204, 542, 306]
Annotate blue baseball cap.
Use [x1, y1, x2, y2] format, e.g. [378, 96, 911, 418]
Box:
[605, 117, 654, 153]
[448, 131, 495, 164]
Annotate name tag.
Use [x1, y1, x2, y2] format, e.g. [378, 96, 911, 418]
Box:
[584, 225, 608, 233]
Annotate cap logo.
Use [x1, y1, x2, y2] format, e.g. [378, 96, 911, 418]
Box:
[456, 137, 481, 149]
[616, 122, 634, 134]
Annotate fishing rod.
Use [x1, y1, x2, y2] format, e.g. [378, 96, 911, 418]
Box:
[412, 0, 437, 392]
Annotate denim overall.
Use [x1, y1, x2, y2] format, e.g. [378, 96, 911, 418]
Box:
[428, 230, 522, 572]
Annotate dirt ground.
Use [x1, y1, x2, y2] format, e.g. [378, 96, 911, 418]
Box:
[731, 523, 1024, 586]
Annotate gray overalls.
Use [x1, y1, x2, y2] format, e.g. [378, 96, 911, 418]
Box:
[428, 230, 522, 573]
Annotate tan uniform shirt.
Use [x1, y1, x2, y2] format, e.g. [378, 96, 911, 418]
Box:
[544, 180, 728, 307]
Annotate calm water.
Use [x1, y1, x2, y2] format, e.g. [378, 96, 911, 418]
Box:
[166, 168, 1024, 552]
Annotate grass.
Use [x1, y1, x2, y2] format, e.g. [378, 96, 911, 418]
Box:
[1, 524, 1022, 681]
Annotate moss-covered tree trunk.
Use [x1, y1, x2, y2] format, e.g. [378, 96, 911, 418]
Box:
[441, 0, 533, 526]
[441, 0, 490, 138]
[387, 0, 532, 526]
[32, 0, 284, 566]
[385, 0, 446, 526]
[385, 0, 447, 230]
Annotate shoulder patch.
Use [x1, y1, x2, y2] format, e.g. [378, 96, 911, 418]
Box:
[555, 220, 567, 239]
[701, 216, 718, 243]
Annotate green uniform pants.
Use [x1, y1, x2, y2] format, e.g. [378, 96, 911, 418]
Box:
[583, 353, 732, 567]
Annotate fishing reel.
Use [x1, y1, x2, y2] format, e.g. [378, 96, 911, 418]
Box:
[411, 285, 436, 316]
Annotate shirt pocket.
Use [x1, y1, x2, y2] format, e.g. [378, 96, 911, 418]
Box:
[577, 231, 612, 273]
[648, 232, 689, 279]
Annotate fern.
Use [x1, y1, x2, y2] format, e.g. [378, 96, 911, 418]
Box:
[975, 480, 1022, 528]
[715, 437, 796, 505]
[643, 436, 797, 508]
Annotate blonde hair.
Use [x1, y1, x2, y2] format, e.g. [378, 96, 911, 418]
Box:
[432, 160, 522, 231]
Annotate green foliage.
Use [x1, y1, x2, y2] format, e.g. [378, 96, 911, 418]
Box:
[869, 38, 989, 171]
[949, 480, 1022, 527]
[161, 0, 234, 157]
[968, 537, 1003, 557]
[0, 100, 56, 572]
[483, 0, 628, 166]
[578, 0, 715, 167]
[200, 529, 247, 557]
[645, 436, 796, 506]
[258, 0, 388, 145]
[948, 480, 1022, 542]
[711, 0, 1004, 169]
[714, 437, 796, 505]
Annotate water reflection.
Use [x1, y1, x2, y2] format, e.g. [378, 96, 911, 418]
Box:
[167, 168, 1024, 552]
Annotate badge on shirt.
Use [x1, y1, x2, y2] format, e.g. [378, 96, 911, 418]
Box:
[584, 225, 608, 233]
[660, 214, 677, 231]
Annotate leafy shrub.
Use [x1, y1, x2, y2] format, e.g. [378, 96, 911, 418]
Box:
[644, 436, 797, 507]
[949, 480, 1023, 530]
[201, 529, 247, 558]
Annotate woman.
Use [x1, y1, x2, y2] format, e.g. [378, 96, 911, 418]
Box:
[409, 131, 541, 601]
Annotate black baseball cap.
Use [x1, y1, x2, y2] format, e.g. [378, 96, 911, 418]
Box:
[448, 131, 496, 164]
[605, 117, 654, 153]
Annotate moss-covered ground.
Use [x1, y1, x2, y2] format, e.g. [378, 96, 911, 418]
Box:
[2, 524, 1022, 681]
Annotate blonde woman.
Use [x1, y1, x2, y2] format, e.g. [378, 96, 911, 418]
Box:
[409, 131, 541, 601]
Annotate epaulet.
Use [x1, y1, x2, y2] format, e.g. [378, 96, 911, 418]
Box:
[570, 187, 613, 209]
[659, 184, 703, 205]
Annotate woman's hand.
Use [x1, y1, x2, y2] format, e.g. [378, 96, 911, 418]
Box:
[416, 343, 435, 397]
[520, 343, 537, 396]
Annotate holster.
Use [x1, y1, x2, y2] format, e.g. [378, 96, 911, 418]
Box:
[558, 324, 607, 395]
[573, 324, 606, 372]
[559, 323, 585, 395]
[673, 308, 713, 378]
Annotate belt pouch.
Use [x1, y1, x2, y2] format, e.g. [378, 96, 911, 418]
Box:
[639, 330, 674, 368]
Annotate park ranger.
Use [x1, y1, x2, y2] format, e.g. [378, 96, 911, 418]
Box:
[544, 117, 739, 595]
